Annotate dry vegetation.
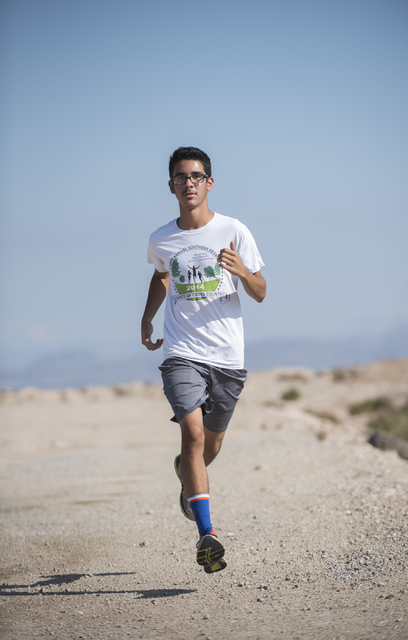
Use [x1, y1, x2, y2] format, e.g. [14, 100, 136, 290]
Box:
[348, 396, 408, 443]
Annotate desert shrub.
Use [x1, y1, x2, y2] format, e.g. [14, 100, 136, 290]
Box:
[332, 368, 358, 382]
[263, 399, 280, 407]
[278, 373, 308, 383]
[305, 409, 341, 424]
[281, 387, 301, 401]
[112, 385, 132, 397]
[368, 401, 408, 442]
[348, 396, 393, 415]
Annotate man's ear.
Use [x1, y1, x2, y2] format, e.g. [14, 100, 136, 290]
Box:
[207, 176, 214, 192]
[168, 179, 176, 194]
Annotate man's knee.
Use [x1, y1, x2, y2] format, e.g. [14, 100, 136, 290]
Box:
[180, 410, 205, 449]
[183, 429, 205, 452]
[204, 442, 222, 460]
[203, 430, 225, 464]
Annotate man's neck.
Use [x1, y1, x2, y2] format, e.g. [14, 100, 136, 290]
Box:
[177, 204, 214, 230]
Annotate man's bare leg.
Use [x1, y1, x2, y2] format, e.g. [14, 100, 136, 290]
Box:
[203, 426, 226, 467]
[179, 408, 208, 498]
[179, 409, 227, 496]
[179, 408, 227, 572]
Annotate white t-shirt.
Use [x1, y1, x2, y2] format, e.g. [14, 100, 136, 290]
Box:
[147, 212, 265, 369]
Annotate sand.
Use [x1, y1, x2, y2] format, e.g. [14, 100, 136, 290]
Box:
[1, 359, 408, 640]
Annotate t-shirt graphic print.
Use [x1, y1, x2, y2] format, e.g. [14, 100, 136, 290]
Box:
[170, 245, 224, 302]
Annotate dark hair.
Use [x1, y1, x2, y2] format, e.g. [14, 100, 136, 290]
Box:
[169, 147, 212, 178]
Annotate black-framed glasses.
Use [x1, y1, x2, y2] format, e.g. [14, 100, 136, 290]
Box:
[171, 173, 209, 185]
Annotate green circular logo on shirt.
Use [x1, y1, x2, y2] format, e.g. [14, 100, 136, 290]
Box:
[169, 245, 223, 301]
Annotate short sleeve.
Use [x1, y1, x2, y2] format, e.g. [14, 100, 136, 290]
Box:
[147, 237, 166, 272]
[236, 224, 265, 273]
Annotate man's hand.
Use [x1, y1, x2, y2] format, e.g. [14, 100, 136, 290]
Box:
[218, 240, 266, 303]
[141, 319, 164, 351]
[217, 241, 245, 277]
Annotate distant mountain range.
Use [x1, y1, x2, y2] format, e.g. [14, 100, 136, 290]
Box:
[1, 325, 407, 390]
[244, 324, 408, 371]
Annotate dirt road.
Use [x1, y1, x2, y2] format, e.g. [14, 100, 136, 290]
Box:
[1, 360, 408, 639]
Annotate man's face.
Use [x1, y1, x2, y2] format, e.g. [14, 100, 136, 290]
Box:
[169, 159, 214, 209]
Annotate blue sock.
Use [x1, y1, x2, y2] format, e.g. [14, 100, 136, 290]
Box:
[188, 494, 215, 538]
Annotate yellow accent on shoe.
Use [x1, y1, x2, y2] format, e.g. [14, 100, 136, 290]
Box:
[196, 534, 225, 566]
[174, 454, 194, 521]
[204, 557, 227, 574]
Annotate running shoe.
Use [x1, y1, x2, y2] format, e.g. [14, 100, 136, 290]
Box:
[196, 534, 226, 573]
[174, 453, 194, 521]
[203, 557, 228, 574]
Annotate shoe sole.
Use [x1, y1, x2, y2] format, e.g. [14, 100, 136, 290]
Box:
[174, 454, 194, 521]
[204, 557, 227, 574]
[174, 454, 182, 482]
[179, 490, 194, 521]
[197, 536, 225, 567]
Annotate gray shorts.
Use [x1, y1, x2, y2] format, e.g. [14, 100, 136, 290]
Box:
[159, 357, 247, 433]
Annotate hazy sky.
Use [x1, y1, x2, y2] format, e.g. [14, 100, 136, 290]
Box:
[1, 0, 407, 368]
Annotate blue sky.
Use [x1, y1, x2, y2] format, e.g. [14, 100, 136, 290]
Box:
[1, 0, 407, 368]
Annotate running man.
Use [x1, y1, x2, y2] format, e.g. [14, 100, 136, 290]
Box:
[141, 147, 266, 573]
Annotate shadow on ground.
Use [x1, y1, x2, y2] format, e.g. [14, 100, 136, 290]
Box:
[0, 573, 196, 598]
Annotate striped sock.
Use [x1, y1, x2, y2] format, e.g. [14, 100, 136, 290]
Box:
[188, 494, 215, 538]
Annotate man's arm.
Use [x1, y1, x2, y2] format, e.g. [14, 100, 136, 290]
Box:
[141, 269, 169, 350]
[218, 241, 266, 303]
